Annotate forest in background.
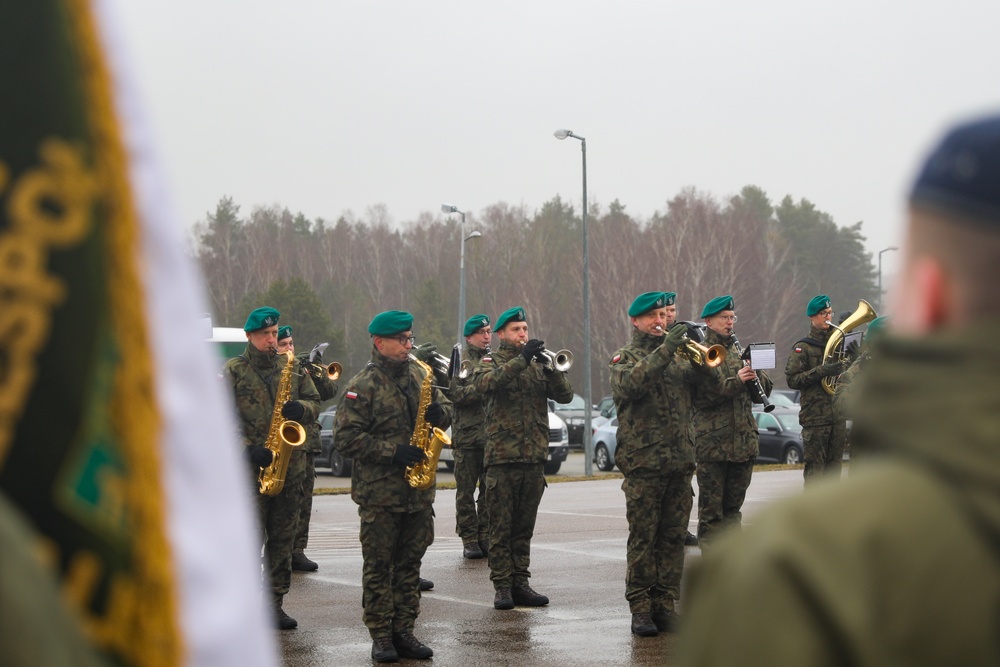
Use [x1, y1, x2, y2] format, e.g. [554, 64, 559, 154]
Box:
[191, 184, 877, 398]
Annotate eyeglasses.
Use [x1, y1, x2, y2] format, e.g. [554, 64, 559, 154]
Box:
[395, 335, 416, 346]
[720, 315, 738, 323]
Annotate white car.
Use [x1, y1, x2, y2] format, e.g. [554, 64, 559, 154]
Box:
[440, 410, 570, 474]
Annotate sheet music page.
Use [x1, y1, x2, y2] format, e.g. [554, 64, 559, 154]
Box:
[749, 343, 776, 369]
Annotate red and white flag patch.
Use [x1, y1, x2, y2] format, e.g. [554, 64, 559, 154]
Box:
[611, 354, 622, 364]
[346, 391, 358, 400]
[483, 356, 492, 362]
[794, 347, 802, 353]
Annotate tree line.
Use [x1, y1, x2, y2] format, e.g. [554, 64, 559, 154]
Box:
[192, 185, 877, 400]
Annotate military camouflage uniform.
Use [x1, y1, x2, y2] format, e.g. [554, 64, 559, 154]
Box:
[224, 344, 320, 605]
[691, 329, 772, 547]
[785, 325, 848, 480]
[333, 348, 452, 639]
[292, 351, 339, 557]
[445, 344, 489, 547]
[610, 328, 709, 615]
[472, 342, 573, 590]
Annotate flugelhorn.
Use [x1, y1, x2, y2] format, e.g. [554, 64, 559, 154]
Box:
[656, 324, 726, 368]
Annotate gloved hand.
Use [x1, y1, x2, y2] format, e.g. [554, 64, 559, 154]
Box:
[821, 358, 849, 377]
[281, 400, 305, 421]
[424, 402, 446, 427]
[661, 323, 688, 356]
[247, 445, 273, 468]
[413, 342, 437, 364]
[521, 339, 545, 363]
[392, 444, 426, 466]
[844, 340, 861, 361]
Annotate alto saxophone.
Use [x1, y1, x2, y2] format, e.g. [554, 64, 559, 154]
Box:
[405, 355, 451, 490]
[258, 350, 307, 496]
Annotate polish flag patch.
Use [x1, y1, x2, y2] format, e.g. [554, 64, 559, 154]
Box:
[794, 347, 802, 353]
[346, 391, 358, 400]
[482, 356, 492, 362]
[612, 354, 622, 364]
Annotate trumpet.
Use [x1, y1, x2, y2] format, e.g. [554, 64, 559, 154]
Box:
[656, 325, 726, 368]
[537, 348, 573, 372]
[308, 361, 342, 382]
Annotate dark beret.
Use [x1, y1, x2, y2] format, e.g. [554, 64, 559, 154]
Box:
[495, 307, 526, 331]
[464, 314, 491, 337]
[806, 295, 832, 317]
[628, 292, 674, 317]
[277, 325, 292, 341]
[701, 295, 735, 318]
[368, 310, 414, 336]
[243, 306, 280, 332]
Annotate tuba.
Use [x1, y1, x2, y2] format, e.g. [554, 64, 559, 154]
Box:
[259, 350, 308, 496]
[821, 299, 877, 395]
[405, 355, 452, 490]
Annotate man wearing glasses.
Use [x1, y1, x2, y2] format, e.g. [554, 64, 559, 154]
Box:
[784, 295, 854, 481]
[333, 311, 451, 663]
[691, 296, 772, 547]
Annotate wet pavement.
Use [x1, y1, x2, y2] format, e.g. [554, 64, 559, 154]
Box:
[283, 466, 804, 666]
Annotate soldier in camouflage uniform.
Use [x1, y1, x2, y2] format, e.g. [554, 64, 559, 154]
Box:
[472, 306, 573, 611]
[272, 326, 339, 572]
[784, 294, 856, 481]
[223, 307, 321, 630]
[445, 314, 493, 560]
[609, 291, 711, 637]
[691, 296, 772, 549]
[333, 310, 452, 663]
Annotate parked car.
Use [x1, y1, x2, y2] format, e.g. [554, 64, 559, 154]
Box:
[592, 417, 619, 471]
[316, 408, 352, 476]
[591, 395, 616, 432]
[766, 391, 800, 410]
[754, 406, 804, 464]
[770, 388, 800, 404]
[551, 394, 588, 446]
[440, 410, 570, 474]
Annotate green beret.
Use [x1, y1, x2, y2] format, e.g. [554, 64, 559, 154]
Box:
[806, 294, 832, 316]
[866, 316, 890, 341]
[495, 306, 526, 331]
[701, 295, 735, 318]
[243, 306, 280, 332]
[628, 291, 674, 317]
[464, 314, 491, 337]
[277, 325, 292, 341]
[368, 310, 414, 336]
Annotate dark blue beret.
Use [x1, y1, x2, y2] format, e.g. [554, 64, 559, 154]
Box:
[910, 113, 1000, 224]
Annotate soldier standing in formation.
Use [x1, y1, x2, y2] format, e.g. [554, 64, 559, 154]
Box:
[472, 306, 573, 611]
[691, 295, 772, 548]
[446, 314, 493, 560]
[680, 111, 1000, 667]
[609, 291, 709, 637]
[784, 295, 855, 481]
[224, 307, 321, 630]
[333, 310, 451, 663]
[273, 325, 340, 572]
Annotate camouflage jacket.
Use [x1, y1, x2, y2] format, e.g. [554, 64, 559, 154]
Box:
[333, 348, 452, 510]
[785, 325, 839, 427]
[296, 351, 340, 453]
[691, 329, 773, 462]
[609, 329, 710, 476]
[833, 353, 866, 421]
[444, 345, 489, 450]
[472, 341, 573, 467]
[224, 343, 321, 451]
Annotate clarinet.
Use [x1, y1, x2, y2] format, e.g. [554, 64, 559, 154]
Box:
[731, 333, 774, 413]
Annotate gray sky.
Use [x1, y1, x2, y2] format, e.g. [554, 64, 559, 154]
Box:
[115, 0, 1000, 283]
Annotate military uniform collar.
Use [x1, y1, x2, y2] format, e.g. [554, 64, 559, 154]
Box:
[631, 327, 663, 351]
[371, 347, 409, 378]
[809, 325, 832, 342]
[467, 345, 489, 361]
[705, 328, 733, 347]
[246, 342, 278, 369]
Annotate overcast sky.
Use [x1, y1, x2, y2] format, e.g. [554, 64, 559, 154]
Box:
[114, 0, 1000, 283]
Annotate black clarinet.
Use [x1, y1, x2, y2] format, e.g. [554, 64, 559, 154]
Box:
[731, 333, 774, 412]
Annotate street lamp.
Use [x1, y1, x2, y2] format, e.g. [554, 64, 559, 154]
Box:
[877, 245, 899, 312]
[554, 128, 594, 476]
[442, 204, 482, 347]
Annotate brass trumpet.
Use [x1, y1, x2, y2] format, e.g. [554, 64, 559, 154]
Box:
[656, 325, 726, 368]
[309, 361, 342, 382]
[537, 348, 573, 372]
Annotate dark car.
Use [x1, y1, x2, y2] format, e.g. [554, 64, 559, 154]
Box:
[754, 406, 804, 464]
[551, 394, 588, 447]
[316, 408, 352, 476]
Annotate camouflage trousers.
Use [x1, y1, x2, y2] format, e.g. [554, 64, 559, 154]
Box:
[695, 459, 754, 548]
[485, 462, 546, 589]
[802, 421, 847, 482]
[454, 447, 488, 544]
[622, 470, 694, 613]
[292, 451, 317, 553]
[255, 451, 308, 603]
[358, 506, 434, 638]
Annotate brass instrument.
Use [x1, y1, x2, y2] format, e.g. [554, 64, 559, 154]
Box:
[821, 299, 877, 395]
[405, 355, 452, 489]
[308, 360, 342, 382]
[458, 359, 476, 379]
[657, 325, 726, 368]
[259, 350, 308, 496]
[537, 348, 573, 372]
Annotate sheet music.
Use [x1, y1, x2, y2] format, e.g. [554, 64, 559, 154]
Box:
[749, 343, 776, 369]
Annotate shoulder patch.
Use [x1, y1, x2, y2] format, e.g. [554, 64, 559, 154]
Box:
[346, 391, 358, 400]
[611, 353, 622, 364]
[794, 346, 802, 353]
[482, 356, 492, 362]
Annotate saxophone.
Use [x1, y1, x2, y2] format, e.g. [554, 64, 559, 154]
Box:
[258, 350, 307, 496]
[405, 355, 451, 490]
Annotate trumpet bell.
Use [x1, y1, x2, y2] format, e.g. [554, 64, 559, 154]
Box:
[327, 362, 342, 381]
[539, 348, 573, 372]
[681, 340, 726, 368]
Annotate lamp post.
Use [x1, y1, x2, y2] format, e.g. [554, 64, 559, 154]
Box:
[554, 128, 594, 476]
[877, 245, 899, 312]
[442, 204, 482, 347]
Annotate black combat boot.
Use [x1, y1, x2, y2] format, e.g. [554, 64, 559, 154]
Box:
[651, 609, 681, 633]
[418, 577, 434, 591]
[291, 552, 319, 572]
[392, 631, 433, 660]
[512, 583, 549, 606]
[631, 612, 658, 637]
[494, 588, 514, 610]
[684, 531, 700, 547]
[463, 541, 484, 559]
[371, 636, 398, 663]
[274, 604, 298, 630]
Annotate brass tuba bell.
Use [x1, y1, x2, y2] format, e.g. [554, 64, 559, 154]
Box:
[821, 299, 877, 395]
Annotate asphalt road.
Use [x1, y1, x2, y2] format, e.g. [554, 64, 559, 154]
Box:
[286, 461, 805, 666]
